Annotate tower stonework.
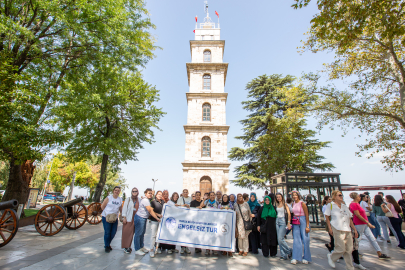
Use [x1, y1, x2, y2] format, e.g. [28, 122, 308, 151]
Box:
[182, 9, 230, 195]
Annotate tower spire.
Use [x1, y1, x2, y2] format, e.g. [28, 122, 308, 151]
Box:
[204, 1, 209, 19]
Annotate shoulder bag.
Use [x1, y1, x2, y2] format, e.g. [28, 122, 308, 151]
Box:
[291, 202, 302, 225]
[237, 203, 254, 231]
[384, 204, 394, 218]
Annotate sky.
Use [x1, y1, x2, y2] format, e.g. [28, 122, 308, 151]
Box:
[70, 0, 405, 201]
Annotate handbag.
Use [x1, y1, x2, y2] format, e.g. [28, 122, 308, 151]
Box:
[237, 203, 254, 231]
[384, 205, 394, 218]
[291, 202, 302, 225]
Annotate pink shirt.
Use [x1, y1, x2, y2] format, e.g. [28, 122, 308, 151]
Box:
[389, 204, 399, 218]
[349, 202, 368, 225]
[292, 201, 304, 216]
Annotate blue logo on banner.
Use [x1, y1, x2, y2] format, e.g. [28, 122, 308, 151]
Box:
[219, 224, 230, 235]
[165, 217, 177, 230]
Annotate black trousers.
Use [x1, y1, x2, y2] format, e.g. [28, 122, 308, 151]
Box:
[260, 233, 277, 257]
[328, 232, 335, 251]
[249, 231, 260, 253]
[352, 249, 360, 265]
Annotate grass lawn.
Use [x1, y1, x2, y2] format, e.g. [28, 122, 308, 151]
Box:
[24, 209, 39, 217]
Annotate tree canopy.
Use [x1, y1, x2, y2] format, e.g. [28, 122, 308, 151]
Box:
[229, 74, 334, 190]
[0, 0, 157, 203]
[292, 0, 405, 171]
[56, 64, 164, 202]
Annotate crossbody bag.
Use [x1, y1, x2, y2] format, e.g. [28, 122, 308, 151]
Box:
[237, 204, 254, 231]
[291, 202, 302, 225]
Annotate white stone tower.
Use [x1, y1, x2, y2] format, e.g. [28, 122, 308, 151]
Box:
[182, 2, 230, 195]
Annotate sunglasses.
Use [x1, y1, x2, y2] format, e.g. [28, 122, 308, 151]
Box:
[132, 191, 138, 193]
[338, 194, 343, 197]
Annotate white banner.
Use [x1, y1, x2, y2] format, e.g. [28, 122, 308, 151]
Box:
[156, 205, 236, 251]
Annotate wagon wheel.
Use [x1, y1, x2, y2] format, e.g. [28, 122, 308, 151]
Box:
[87, 203, 102, 225]
[65, 203, 88, 230]
[0, 209, 19, 247]
[35, 204, 66, 236]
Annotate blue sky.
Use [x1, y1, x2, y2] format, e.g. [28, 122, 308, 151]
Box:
[73, 0, 405, 200]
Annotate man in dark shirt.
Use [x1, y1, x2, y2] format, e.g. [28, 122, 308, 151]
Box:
[190, 191, 203, 252]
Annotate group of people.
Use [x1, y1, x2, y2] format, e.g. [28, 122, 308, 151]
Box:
[322, 191, 405, 270]
[100, 186, 404, 268]
[99, 186, 313, 265]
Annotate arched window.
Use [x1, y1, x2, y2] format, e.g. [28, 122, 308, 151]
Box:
[202, 136, 211, 157]
[202, 103, 211, 121]
[203, 74, 211, 90]
[204, 50, 211, 62]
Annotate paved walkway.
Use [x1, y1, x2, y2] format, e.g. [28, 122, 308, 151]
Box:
[1, 221, 404, 270]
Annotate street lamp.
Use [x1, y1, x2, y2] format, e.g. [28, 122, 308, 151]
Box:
[152, 179, 158, 191]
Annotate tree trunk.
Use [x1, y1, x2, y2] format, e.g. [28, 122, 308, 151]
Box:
[2, 157, 29, 204]
[92, 153, 109, 202]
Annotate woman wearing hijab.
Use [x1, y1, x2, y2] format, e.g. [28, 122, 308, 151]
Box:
[257, 196, 278, 258]
[121, 187, 139, 254]
[162, 190, 170, 203]
[235, 193, 254, 256]
[248, 192, 261, 254]
[219, 194, 233, 210]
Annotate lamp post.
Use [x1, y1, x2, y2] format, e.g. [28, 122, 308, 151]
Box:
[152, 179, 158, 191]
[41, 155, 55, 198]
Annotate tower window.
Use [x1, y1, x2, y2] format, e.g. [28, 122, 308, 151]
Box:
[202, 103, 211, 121]
[203, 74, 211, 90]
[202, 136, 211, 157]
[204, 50, 211, 62]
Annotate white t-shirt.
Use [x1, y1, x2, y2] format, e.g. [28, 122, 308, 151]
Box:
[179, 196, 192, 205]
[324, 202, 353, 232]
[102, 195, 122, 217]
[322, 205, 327, 214]
[136, 198, 151, 219]
[360, 201, 370, 213]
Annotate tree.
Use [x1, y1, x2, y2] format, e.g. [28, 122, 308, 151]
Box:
[293, 0, 405, 171]
[56, 64, 164, 202]
[229, 74, 334, 190]
[0, 0, 157, 203]
[0, 161, 9, 189]
[48, 154, 99, 193]
[31, 158, 51, 192]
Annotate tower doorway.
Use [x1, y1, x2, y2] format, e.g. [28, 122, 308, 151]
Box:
[200, 176, 212, 195]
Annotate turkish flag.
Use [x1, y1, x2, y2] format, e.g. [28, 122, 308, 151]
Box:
[193, 30, 195, 33]
[195, 16, 198, 22]
[215, 11, 219, 17]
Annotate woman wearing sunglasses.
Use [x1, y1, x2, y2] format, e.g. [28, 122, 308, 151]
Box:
[121, 187, 139, 254]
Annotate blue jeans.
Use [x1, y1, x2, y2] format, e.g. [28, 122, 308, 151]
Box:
[368, 212, 380, 238]
[102, 216, 118, 248]
[292, 216, 311, 262]
[377, 216, 399, 242]
[276, 217, 292, 259]
[134, 215, 148, 251]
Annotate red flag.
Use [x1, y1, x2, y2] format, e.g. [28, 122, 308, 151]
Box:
[193, 30, 195, 33]
[215, 11, 219, 18]
[195, 16, 198, 22]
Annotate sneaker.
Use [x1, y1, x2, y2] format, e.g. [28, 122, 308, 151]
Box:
[150, 250, 155, 258]
[123, 248, 131, 254]
[168, 249, 173, 254]
[185, 247, 191, 254]
[279, 257, 287, 260]
[180, 247, 185, 254]
[141, 247, 149, 253]
[205, 250, 210, 255]
[108, 246, 113, 251]
[105, 247, 110, 253]
[327, 253, 336, 268]
[135, 250, 145, 256]
[157, 248, 162, 254]
[129, 248, 133, 252]
[378, 254, 391, 259]
[354, 263, 367, 269]
[302, 259, 309, 264]
[174, 249, 179, 253]
[291, 259, 297, 265]
[213, 251, 218, 255]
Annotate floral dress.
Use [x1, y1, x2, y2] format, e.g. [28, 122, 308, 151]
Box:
[235, 202, 252, 239]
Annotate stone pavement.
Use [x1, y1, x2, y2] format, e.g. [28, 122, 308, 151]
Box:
[1, 221, 404, 270]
